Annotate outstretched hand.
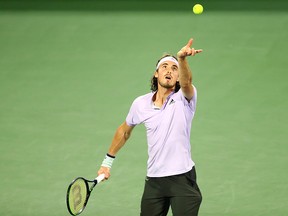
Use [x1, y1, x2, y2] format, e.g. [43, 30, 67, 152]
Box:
[177, 38, 202, 59]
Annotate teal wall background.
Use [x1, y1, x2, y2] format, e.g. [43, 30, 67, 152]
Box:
[0, 0, 287, 11]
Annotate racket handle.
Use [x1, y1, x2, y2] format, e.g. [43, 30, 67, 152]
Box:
[95, 174, 105, 183]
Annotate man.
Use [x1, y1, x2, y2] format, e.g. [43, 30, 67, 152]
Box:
[98, 38, 202, 216]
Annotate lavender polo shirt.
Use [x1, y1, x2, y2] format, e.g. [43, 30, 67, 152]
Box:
[126, 86, 197, 177]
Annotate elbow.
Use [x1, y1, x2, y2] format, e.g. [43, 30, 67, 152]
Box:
[124, 131, 131, 141]
[118, 123, 132, 141]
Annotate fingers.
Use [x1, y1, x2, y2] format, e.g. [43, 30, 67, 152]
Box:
[98, 172, 110, 181]
[187, 48, 203, 56]
[177, 39, 202, 58]
[191, 49, 203, 56]
[185, 39, 202, 56]
[186, 38, 193, 48]
[97, 167, 111, 181]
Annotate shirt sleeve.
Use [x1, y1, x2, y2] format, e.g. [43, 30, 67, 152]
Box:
[179, 85, 197, 112]
[125, 98, 140, 126]
[190, 85, 197, 111]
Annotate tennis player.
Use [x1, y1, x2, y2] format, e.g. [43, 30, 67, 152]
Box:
[98, 38, 202, 216]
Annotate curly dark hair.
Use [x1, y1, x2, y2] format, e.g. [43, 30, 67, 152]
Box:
[150, 54, 180, 92]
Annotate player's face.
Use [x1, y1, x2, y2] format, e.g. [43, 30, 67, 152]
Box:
[155, 61, 179, 89]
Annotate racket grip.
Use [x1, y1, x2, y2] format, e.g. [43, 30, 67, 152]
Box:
[95, 174, 105, 183]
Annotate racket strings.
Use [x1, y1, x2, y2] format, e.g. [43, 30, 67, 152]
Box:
[68, 179, 88, 215]
[72, 185, 83, 211]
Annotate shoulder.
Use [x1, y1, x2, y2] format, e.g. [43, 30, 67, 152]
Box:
[128, 92, 153, 111]
[132, 92, 153, 105]
[174, 85, 197, 100]
[172, 85, 197, 111]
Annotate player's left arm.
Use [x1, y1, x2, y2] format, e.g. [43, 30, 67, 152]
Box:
[177, 38, 202, 101]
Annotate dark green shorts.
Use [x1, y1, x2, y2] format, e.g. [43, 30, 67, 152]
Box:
[140, 167, 202, 216]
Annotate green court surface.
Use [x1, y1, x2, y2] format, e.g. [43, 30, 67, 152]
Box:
[0, 1, 288, 215]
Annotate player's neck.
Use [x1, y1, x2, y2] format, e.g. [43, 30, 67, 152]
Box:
[154, 87, 174, 106]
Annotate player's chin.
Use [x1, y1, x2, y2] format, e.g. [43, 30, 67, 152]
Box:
[160, 82, 175, 89]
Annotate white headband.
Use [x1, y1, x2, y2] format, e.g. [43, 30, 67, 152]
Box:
[156, 56, 179, 70]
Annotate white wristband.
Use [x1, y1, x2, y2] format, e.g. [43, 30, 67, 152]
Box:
[101, 154, 115, 168]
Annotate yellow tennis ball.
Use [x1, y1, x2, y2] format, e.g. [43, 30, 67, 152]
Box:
[193, 4, 203, 15]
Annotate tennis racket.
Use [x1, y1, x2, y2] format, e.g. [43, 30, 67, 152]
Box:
[66, 174, 105, 215]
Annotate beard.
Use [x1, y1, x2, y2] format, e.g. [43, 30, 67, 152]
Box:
[158, 79, 176, 89]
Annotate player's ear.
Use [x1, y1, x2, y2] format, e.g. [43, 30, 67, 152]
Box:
[154, 70, 158, 78]
[176, 73, 179, 82]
